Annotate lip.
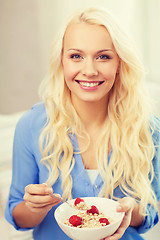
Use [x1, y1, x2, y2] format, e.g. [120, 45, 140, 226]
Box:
[75, 80, 104, 91]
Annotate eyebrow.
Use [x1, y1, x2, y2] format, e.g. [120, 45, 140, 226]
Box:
[67, 48, 113, 53]
[97, 49, 113, 53]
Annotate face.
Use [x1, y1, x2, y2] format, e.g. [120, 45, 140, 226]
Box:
[62, 22, 119, 105]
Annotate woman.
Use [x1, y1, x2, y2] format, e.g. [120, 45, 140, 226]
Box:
[5, 7, 160, 240]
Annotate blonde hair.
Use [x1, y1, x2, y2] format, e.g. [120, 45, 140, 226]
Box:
[39, 7, 158, 215]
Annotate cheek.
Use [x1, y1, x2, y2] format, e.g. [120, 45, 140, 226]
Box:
[102, 64, 118, 80]
[63, 63, 78, 82]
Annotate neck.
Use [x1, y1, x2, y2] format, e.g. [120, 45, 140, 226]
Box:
[71, 96, 108, 130]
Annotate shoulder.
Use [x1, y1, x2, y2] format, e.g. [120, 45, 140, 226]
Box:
[15, 102, 47, 136]
[150, 116, 160, 200]
[150, 116, 160, 144]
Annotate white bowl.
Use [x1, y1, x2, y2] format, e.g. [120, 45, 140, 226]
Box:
[54, 197, 124, 240]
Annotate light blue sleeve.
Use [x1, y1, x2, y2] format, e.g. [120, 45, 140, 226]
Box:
[135, 117, 160, 234]
[5, 110, 39, 230]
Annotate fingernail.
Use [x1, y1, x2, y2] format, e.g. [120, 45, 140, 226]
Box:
[54, 194, 61, 198]
[45, 188, 53, 194]
[43, 183, 48, 186]
[117, 205, 122, 211]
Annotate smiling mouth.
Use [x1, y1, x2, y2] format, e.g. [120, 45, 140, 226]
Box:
[75, 80, 104, 87]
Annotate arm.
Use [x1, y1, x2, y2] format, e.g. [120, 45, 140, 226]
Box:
[13, 184, 61, 228]
[5, 107, 60, 230]
[104, 118, 160, 240]
[104, 197, 144, 240]
[129, 198, 144, 227]
[13, 201, 46, 228]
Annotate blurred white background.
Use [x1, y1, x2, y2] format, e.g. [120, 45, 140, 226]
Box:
[0, 0, 160, 114]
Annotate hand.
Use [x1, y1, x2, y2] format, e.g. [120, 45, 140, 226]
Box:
[103, 197, 143, 240]
[23, 183, 61, 215]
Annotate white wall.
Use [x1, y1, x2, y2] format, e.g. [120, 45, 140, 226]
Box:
[0, 0, 160, 114]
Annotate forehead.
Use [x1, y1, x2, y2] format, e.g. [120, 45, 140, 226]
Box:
[63, 22, 114, 51]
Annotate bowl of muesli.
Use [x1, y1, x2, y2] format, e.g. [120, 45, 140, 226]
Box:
[54, 197, 124, 240]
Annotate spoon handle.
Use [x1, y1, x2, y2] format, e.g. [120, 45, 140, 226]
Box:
[49, 193, 62, 201]
[49, 193, 74, 208]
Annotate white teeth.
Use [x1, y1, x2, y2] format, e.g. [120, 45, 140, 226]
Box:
[79, 82, 99, 87]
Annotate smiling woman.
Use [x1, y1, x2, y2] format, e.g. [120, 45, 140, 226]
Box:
[62, 23, 119, 105]
[5, 6, 160, 240]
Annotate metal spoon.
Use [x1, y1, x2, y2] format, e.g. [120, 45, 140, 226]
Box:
[49, 193, 87, 210]
[49, 193, 74, 208]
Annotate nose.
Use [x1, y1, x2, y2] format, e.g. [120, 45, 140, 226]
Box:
[82, 58, 98, 77]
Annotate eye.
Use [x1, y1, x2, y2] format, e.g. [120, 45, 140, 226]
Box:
[70, 54, 82, 60]
[97, 54, 111, 60]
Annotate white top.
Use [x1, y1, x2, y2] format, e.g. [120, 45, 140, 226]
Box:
[86, 169, 99, 185]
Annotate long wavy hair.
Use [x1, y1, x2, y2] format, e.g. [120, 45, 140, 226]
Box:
[39, 7, 158, 215]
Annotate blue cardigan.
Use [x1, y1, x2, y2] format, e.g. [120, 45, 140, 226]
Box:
[5, 103, 160, 240]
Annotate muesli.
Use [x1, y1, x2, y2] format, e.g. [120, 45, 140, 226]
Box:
[64, 198, 114, 228]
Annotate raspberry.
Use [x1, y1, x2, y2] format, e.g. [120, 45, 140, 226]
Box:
[74, 197, 84, 206]
[87, 205, 99, 215]
[69, 215, 82, 227]
[99, 218, 110, 225]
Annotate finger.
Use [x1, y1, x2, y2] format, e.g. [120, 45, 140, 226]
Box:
[49, 193, 62, 201]
[106, 210, 132, 240]
[25, 198, 60, 208]
[117, 197, 135, 213]
[24, 192, 61, 205]
[25, 202, 55, 213]
[104, 205, 133, 240]
[25, 184, 53, 195]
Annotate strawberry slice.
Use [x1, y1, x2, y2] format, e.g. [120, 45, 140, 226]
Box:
[87, 205, 99, 215]
[74, 197, 84, 206]
[99, 217, 110, 225]
[69, 215, 82, 227]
